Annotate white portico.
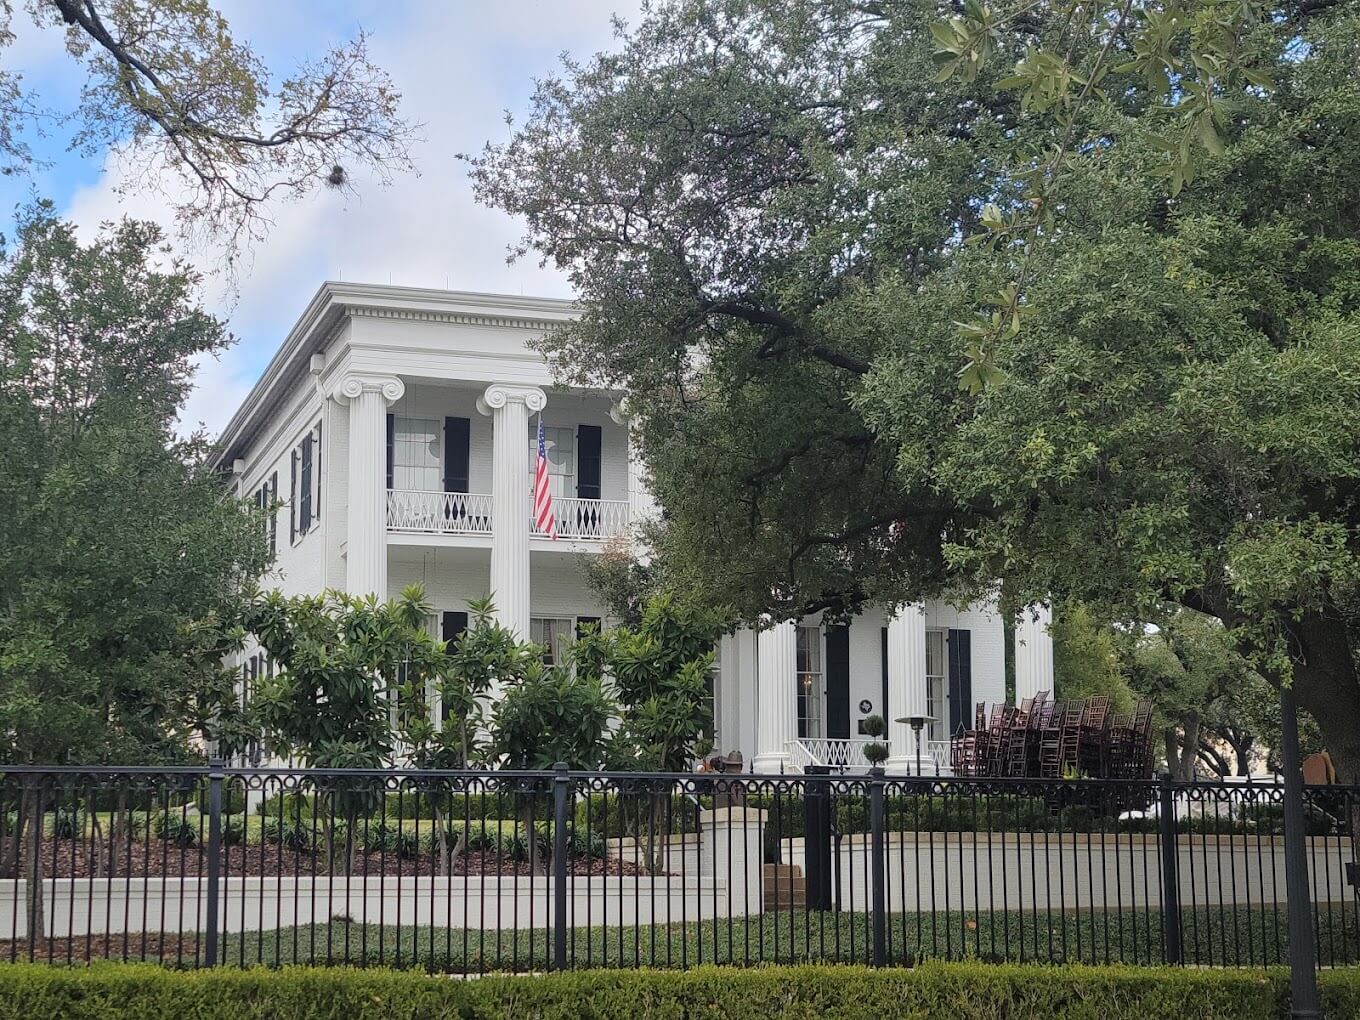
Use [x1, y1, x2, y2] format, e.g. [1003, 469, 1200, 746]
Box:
[218, 282, 1054, 774]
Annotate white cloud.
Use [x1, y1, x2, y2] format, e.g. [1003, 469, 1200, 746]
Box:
[59, 0, 639, 437]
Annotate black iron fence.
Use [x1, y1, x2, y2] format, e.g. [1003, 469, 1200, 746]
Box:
[0, 765, 1355, 972]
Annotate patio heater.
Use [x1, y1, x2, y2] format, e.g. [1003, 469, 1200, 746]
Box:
[895, 715, 936, 776]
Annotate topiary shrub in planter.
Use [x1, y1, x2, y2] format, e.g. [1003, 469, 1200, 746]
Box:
[861, 714, 890, 767]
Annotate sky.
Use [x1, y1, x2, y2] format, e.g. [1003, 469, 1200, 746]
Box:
[0, 0, 639, 435]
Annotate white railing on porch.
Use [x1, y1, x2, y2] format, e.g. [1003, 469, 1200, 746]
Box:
[787, 737, 956, 775]
[788, 738, 874, 772]
[536, 497, 630, 541]
[386, 490, 494, 535]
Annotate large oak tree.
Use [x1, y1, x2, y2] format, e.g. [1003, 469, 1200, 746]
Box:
[470, 1, 1360, 775]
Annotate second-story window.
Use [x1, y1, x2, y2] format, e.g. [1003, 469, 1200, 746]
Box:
[392, 416, 441, 491]
[528, 424, 575, 498]
[289, 422, 322, 544]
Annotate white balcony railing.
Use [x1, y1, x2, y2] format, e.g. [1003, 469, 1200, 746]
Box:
[386, 490, 630, 541]
[386, 490, 494, 535]
[535, 497, 630, 541]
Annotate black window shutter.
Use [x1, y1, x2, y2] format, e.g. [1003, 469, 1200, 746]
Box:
[825, 624, 851, 740]
[385, 413, 395, 489]
[880, 627, 889, 724]
[577, 424, 602, 500]
[289, 450, 297, 544]
[441, 611, 469, 645]
[575, 616, 602, 641]
[444, 417, 470, 493]
[313, 422, 322, 522]
[268, 472, 278, 556]
[299, 434, 313, 532]
[440, 611, 470, 723]
[947, 628, 973, 736]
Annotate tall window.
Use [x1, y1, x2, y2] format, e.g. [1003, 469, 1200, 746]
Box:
[392, 417, 442, 491]
[530, 617, 574, 666]
[796, 625, 823, 739]
[925, 630, 947, 741]
[528, 424, 575, 498]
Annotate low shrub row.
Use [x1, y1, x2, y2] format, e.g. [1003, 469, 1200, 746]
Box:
[0, 960, 1358, 1019]
[256, 816, 607, 861]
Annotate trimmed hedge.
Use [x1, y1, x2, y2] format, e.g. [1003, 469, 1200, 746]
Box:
[0, 960, 1358, 1019]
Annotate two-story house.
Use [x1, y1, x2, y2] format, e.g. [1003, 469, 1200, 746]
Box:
[217, 282, 1055, 773]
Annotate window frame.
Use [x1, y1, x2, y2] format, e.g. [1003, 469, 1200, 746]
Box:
[796, 624, 824, 740]
[925, 629, 949, 742]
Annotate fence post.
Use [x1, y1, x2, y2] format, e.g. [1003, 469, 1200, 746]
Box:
[869, 766, 887, 967]
[1157, 772, 1182, 966]
[551, 762, 570, 972]
[1279, 686, 1320, 1019]
[203, 759, 224, 967]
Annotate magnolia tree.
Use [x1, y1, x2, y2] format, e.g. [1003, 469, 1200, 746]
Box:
[247, 585, 455, 872]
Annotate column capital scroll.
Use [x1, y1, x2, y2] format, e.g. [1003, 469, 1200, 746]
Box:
[478, 383, 547, 417]
[328, 373, 405, 406]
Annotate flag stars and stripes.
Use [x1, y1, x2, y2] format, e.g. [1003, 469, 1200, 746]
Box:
[533, 416, 557, 540]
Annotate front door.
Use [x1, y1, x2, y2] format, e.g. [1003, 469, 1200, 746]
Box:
[825, 624, 851, 739]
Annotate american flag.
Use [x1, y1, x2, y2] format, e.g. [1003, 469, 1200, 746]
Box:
[533, 416, 557, 540]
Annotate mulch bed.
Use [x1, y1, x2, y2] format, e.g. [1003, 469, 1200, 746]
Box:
[14, 840, 651, 880]
[0, 933, 203, 965]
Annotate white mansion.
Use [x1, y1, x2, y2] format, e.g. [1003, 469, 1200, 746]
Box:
[218, 282, 1055, 774]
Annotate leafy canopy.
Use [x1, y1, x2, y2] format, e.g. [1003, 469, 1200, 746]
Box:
[0, 203, 266, 764]
[470, 0, 1360, 774]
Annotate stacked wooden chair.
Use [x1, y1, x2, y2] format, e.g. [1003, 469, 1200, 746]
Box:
[948, 693, 1156, 787]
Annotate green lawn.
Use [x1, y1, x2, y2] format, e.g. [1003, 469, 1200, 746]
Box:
[200, 904, 1360, 971]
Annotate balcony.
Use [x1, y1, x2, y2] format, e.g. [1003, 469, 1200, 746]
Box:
[386, 490, 630, 542]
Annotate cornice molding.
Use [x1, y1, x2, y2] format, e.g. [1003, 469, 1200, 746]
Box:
[348, 305, 564, 331]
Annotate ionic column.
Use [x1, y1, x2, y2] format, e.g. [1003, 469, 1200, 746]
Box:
[332, 373, 405, 599]
[885, 602, 928, 774]
[478, 383, 547, 638]
[1014, 603, 1054, 705]
[753, 619, 798, 773]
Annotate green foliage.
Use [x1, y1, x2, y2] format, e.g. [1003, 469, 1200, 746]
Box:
[470, 0, 1360, 780]
[1128, 610, 1272, 778]
[152, 811, 197, 848]
[5, 959, 1360, 1017]
[1050, 604, 1135, 712]
[0, 205, 266, 766]
[488, 660, 614, 771]
[605, 593, 725, 771]
[245, 585, 448, 770]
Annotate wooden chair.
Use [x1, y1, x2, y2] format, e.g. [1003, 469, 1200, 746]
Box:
[1080, 695, 1112, 777]
[1038, 700, 1067, 778]
[1058, 700, 1084, 776]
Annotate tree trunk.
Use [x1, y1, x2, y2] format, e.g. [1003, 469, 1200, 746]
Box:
[106, 787, 128, 879]
[521, 804, 543, 875]
[22, 787, 44, 946]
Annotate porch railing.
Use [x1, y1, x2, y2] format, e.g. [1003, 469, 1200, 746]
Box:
[386, 489, 494, 535]
[536, 497, 630, 540]
[790, 738, 874, 771]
